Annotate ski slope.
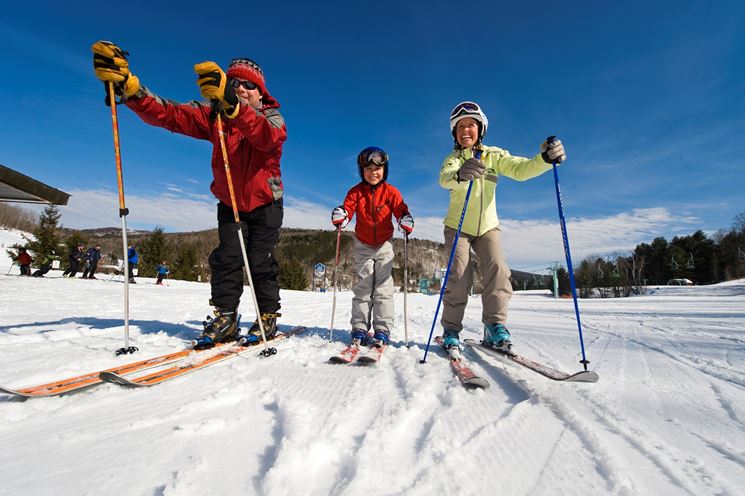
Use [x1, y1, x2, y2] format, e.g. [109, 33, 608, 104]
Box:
[1, 246, 744, 494]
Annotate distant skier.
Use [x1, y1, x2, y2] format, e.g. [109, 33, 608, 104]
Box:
[438, 101, 566, 353]
[92, 41, 287, 343]
[63, 244, 85, 278]
[331, 146, 414, 348]
[82, 245, 101, 279]
[32, 254, 57, 277]
[156, 261, 169, 285]
[127, 245, 138, 284]
[17, 247, 33, 276]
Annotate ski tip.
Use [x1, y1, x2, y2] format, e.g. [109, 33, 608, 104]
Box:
[565, 370, 599, 383]
[463, 378, 490, 390]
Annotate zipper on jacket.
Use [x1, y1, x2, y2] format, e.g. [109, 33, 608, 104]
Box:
[371, 185, 377, 245]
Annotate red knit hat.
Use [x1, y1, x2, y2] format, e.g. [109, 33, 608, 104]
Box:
[226, 57, 268, 96]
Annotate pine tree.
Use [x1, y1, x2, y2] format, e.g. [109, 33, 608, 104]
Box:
[138, 226, 169, 278]
[279, 256, 309, 290]
[172, 242, 198, 281]
[24, 205, 63, 265]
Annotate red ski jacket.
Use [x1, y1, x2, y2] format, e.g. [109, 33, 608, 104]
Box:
[17, 252, 32, 265]
[342, 182, 410, 246]
[126, 88, 286, 213]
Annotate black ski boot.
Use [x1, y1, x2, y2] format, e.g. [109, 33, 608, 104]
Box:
[247, 312, 281, 341]
[202, 308, 240, 343]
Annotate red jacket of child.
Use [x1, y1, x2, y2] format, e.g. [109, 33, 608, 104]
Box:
[342, 181, 409, 247]
[18, 252, 32, 265]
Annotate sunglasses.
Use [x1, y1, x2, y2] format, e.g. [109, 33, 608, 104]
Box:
[230, 78, 258, 90]
[450, 101, 481, 119]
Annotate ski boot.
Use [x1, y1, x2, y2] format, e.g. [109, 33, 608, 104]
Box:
[371, 329, 390, 348]
[350, 328, 371, 347]
[199, 308, 240, 347]
[484, 323, 514, 355]
[442, 329, 462, 359]
[247, 312, 281, 342]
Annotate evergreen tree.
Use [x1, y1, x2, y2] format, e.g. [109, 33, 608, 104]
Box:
[24, 205, 63, 265]
[279, 256, 309, 290]
[138, 227, 169, 278]
[172, 242, 199, 281]
[557, 267, 570, 295]
[63, 231, 89, 258]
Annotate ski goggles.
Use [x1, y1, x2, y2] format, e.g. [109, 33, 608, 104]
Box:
[230, 78, 259, 90]
[450, 101, 481, 119]
[361, 148, 388, 167]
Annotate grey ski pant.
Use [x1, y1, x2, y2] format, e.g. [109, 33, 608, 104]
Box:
[441, 226, 513, 332]
[350, 239, 395, 333]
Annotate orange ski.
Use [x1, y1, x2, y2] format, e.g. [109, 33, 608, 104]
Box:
[100, 327, 306, 387]
[0, 342, 231, 398]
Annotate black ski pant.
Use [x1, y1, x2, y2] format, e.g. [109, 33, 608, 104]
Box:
[32, 264, 51, 277]
[83, 261, 98, 279]
[64, 259, 80, 277]
[209, 200, 283, 313]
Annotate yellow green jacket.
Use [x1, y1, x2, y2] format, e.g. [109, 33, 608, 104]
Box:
[439, 145, 554, 236]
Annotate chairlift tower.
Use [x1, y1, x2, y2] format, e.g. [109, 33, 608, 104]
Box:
[547, 262, 559, 299]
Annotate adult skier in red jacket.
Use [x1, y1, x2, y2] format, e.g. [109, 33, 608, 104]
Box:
[92, 41, 287, 342]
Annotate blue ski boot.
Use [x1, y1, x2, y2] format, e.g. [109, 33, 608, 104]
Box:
[351, 328, 370, 346]
[484, 323, 513, 354]
[371, 329, 390, 348]
[442, 329, 461, 350]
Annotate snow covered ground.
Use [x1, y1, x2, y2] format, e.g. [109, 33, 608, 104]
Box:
[1, 232, 744, 495]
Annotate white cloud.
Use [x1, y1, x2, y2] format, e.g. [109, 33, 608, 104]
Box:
[51, 190, 699, 273]
[501, 207, 699, 270]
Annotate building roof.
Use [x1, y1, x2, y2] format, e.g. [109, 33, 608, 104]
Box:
[0, 164, 70, 205]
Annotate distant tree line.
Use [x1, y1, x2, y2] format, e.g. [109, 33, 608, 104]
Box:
[571, 211, 745, 297]
[7, 206, 744, 298]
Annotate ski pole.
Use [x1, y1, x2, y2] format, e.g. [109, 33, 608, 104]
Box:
[107, 81, 137, 356]
[549, 136, 589, 370]
[328, 225, 343, 342]
[403, 232, 410, 348]
[421, 149, 482, 363]
[214, 109, 276, 357]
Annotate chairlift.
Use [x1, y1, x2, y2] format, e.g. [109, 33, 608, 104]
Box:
[611, 264, 620, 278]
[738, 247, 745, 260]
[670, 255, 679, 270]
[686, 253, 695, 270]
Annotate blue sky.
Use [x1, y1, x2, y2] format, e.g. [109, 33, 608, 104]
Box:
[1, 1, 743, 270]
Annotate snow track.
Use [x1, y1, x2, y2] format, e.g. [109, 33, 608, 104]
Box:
[0, 269, 744, 495]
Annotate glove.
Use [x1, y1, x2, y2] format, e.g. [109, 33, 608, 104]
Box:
[331, 206, 349, 228]
[194, 61, 240, 118]
[398, 214, 414, 234]
[91, 40, 140, 98]
[541, 136, 566, 164]
[458, 157, 485, 182]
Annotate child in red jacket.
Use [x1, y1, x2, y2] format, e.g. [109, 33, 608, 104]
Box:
[331, 147, 414, 347]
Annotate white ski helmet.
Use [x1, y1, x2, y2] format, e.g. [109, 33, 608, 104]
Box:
[450, 101, 489, 143]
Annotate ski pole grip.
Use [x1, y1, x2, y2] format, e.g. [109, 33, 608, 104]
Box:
[119, 208, 129, 217]
[209, 100, 222, 122]
[546, 135, 556, 145]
